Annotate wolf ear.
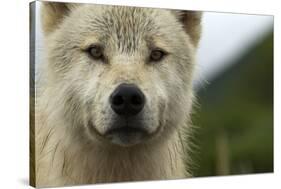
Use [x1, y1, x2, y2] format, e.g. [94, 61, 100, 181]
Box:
[174, 11, 202, 47]
[41, 2, 77, 35]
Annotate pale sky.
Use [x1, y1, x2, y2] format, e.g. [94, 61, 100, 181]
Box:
[195, 12, 273, 88]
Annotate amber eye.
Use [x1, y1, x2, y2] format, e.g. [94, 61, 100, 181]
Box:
[88, 45, 104, 60]
[150, 49, 166, 62]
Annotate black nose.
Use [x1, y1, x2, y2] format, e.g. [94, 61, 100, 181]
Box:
[110, 84, 145, 116]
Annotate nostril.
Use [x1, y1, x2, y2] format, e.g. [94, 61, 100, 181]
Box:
[112, 95, 124, 106]
[131, 94, 143, 106]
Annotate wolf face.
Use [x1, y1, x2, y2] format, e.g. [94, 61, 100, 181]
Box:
[41, 3, 201, 147]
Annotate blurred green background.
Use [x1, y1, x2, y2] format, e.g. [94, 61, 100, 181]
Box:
[190, 30, 273, 177]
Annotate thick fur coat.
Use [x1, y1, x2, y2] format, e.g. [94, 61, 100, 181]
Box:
[34, 2, 202, 187]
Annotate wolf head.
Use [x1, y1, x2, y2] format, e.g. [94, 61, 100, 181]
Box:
[40, 2, 202, 147]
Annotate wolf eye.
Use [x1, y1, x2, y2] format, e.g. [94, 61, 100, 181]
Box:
[150, 49, 166, 62]
[88, 45, 104, 60]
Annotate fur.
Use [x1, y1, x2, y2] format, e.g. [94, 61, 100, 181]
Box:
[35, 2, 202, 187]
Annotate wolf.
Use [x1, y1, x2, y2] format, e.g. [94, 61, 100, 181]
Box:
[34, 2, 202, 187]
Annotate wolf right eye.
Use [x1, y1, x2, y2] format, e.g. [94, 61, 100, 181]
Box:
[149, 49, 167, 62]
[87, 45, 104, 60]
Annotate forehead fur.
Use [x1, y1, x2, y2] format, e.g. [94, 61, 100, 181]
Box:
[53, 5, 189, 53]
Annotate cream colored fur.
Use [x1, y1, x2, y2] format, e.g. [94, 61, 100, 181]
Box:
[35, 2, 202, 187]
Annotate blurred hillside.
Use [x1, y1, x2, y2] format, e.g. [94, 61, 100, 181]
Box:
[191, 31, 273, 177]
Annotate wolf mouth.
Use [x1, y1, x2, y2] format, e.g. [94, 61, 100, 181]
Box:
[105, 125, 149, 136]
[87, 120, 148, 137]
[87, 119, 162, 147]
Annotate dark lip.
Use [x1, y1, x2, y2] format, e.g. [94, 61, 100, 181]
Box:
[105, 126, 148, 135]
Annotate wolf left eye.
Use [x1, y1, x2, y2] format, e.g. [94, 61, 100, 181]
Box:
[87, 45, 104, 60]
[150, 49, 166, 62]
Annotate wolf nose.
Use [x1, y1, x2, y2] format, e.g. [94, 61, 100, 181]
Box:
[110, 84, 145, 116]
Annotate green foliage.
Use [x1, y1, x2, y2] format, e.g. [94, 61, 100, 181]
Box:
[191, 31, 273, 177]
